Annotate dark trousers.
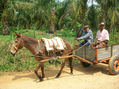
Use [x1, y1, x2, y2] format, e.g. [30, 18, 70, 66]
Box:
[80, 40, 90, 47]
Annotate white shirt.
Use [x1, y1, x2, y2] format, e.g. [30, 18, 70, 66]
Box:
[96, 29, 109, 41]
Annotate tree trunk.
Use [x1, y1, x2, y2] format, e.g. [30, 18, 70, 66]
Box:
[2, 24, 9, 35]
[49, 20, 55, 34]
[2, 16, 9, 35]
[80, 0, 88, 23]
[49, 9, 55, 34]
[1, 0, 9, 35]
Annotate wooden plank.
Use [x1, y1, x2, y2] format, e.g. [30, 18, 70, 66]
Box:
[75, 47, 96, 61]
[95, 48, 98, 63]
[75, 47, 85, 58]
[73, 55, 93, 64]
[112, 44, 119, 56]
[39, 55, 74, 63]
[97, 46, 111, 61]
[85, 47, 95, 61]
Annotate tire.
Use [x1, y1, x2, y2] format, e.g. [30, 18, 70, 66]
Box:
[81, 61, 91, 67]
[109, 55, 119, 75]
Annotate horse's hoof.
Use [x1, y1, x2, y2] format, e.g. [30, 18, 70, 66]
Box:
[55, 73, 60, 78]
[70, 72, 73, 75]
[55, 76, 59, 78]
[42, 76, 45, 78]
[40, 79, 43, 82]
[55, 75, 60, 78]
[40, 78, 43, 82]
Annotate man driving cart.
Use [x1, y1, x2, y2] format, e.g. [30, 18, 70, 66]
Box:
[75, 25, 94, 47]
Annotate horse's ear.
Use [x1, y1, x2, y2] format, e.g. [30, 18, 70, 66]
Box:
[14, 32, 21, 37]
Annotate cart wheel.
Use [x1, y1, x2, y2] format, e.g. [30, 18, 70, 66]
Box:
[109, 55, 119, 75]
[81, 61, 91, 67]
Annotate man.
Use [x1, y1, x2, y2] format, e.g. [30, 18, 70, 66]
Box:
[75, 25, 93, 47]
[91, 22, 109, 48]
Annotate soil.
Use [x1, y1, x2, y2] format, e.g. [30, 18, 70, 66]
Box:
[0, 64, 119, 89]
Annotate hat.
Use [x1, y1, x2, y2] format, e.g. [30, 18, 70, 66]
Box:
[84, 25, 90, 29]
[99, 22, 105, 26]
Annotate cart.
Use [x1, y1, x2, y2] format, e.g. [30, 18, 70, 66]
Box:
[75, 44, 119, 75]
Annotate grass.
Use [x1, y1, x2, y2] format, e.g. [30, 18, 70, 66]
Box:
[0, 29, 119, 72]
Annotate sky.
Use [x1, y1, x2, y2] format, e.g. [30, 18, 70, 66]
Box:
[87, 0, 98, 6]
[58, 0, 64, 2]
[59, 0, 98, 6]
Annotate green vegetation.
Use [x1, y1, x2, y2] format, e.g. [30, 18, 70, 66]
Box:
[1, 0, 119, 35]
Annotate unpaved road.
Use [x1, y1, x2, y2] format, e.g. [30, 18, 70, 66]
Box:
[0, 64, 119, 89]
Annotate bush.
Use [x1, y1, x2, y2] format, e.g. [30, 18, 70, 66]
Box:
[56, 29, 76, 37]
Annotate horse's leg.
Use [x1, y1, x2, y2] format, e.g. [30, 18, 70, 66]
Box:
[41, 63, 45, 78]
[34, 63, 43, 81]
[68, 57, 73, 74]
[56, 59, 66, 78]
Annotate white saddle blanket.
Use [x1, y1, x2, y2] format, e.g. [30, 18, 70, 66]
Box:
[41, 37, 66, 51]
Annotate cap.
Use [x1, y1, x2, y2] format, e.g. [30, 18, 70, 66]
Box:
[99, 22, 105, 26]
[84, 25, 90, 29]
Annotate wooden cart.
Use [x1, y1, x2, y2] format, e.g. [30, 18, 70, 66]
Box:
[75, 44, 119, 75]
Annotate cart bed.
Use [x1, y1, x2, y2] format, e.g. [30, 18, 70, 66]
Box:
[75, 44, 119, 62]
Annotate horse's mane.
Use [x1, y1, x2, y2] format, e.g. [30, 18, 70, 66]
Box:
[22, 35, 38, 44]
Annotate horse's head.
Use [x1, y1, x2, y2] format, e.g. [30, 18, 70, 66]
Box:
[10, 32, 24, 56]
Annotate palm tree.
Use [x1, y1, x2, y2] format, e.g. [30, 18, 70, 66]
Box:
[56, 0, 72, 30]
[57, 0, 88, 30]
[36, 0, 56, 33]
[96, 0, 119, 31]
[1, 0, 9, 35]
[88, 0, 98, 30]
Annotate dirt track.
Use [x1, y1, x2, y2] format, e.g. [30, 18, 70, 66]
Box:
[0, 64, 119, 89]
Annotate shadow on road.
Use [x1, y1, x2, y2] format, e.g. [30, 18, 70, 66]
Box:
[12, 63, 109, 82]
[73, 63, 109, 75]
[12, 66, 71, 81]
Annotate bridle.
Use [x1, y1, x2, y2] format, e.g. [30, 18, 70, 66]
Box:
[13, 34, 24, 50]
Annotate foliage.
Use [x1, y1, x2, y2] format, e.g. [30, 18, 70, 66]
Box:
[0, 0, 88, 34]
[0, 0, 119, 33]
[56, 29, 76, 37]
[96, 0, 119, 31]
[88, 5, 98, 30]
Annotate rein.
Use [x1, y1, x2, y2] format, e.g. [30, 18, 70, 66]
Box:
[12, 43, 18, 50]
[13, 34, 24, 50]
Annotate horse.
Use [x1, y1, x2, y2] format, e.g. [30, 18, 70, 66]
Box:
[10, 32, 73, 81]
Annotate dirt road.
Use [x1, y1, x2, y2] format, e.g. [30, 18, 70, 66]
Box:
[0, 64, 119, 89]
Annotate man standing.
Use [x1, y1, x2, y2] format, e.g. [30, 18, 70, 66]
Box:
[75, 25, 93, 47]
[91, 22, 109, 48]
